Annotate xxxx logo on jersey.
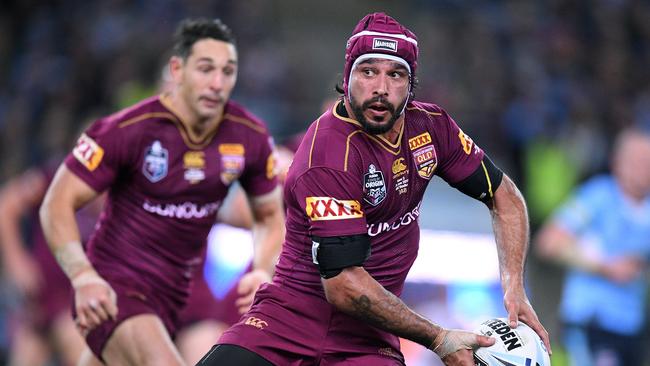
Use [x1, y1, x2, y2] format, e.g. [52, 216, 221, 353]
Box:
[408, 132, 432, 151]
[73, 133, 104, 171]
[305, 197, 363, 221]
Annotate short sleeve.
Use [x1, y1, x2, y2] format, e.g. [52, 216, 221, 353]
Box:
[64, 118, 127, 193]
[435, 111, 485, 184]
[292, 167, 367, 237]
[239, 134, 280, 197]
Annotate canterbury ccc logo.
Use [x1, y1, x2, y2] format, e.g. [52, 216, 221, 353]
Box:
[305, 197, 363, 221]
[244, 317, 268, 329]
[408, 132, 432, 150]
[392, 158, 407, 175]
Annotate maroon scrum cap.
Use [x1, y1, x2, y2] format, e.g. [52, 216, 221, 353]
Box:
[343, 12, 419, 97]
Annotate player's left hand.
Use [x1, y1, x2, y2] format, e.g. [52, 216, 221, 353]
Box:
[235, 269, 271, 314]
[503, 286, 551, 355]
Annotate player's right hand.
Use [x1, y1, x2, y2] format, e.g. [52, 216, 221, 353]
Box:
[235, 268, 272, 314]
[71, 269, 118, 335]
[431, 328, 495, 365]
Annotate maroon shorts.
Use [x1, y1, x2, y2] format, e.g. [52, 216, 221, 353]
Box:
[177, 273, 244, 328]
[178, 265, 251, 328]
[22, 241, 73, 331]
[77, 281, 181, 360]
[218, 283, 405, 366]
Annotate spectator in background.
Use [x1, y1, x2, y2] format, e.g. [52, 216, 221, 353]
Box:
[38, 18, 284, 365]
[0, 161, 102, 366]
[536, 128, 650, 366]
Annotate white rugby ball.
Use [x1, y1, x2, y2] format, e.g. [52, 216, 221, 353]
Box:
[473, 318, 551, 366]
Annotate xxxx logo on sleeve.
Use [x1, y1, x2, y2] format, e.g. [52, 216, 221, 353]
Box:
[305, 197, 364, 221]
[73, 133, 104, 171]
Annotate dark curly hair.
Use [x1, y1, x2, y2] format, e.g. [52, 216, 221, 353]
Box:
[172, 18, 236, 60]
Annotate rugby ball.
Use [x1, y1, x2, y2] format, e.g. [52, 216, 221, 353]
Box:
[473, 318, 550, 366]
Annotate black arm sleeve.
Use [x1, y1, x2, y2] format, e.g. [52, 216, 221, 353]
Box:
[311, 234, 371, 279]
[450, 155, 503, 205]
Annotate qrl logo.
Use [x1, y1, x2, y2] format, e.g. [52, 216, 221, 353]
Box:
[416, 150, 433, 163]
[305, 197, 363, 221]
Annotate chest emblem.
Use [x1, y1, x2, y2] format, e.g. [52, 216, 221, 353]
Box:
[183, 151, 205, 184]
[142, 140, 168, 183]
[412, 144, 437, 180]
[363, 164, 387, 206]
[219, 143, 245, 185]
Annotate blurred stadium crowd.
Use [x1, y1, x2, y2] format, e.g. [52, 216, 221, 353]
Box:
[0, 0, 649, 364]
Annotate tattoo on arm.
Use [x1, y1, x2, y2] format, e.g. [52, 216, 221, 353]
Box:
[349, 290, 436, 348]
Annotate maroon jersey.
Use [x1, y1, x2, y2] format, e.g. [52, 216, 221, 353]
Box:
[219, 100, 486, 363]
[64, 95, 278, 310]
[275, 100, 483, 297]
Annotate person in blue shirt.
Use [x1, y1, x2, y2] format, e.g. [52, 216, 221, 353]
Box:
[536, 128, 650, 366]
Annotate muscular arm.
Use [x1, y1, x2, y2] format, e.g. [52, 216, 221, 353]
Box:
[217, 184, 254, 229]
[39, 165, 98, 279]
[235, 186, 285, 313]
[40, 164, 117, 332]
[489, 174, 551, 351]
[323, 266, 440, 347]
[490, 174, 528, 302]
[249, 186, 285, 274]
[322, 266, 493, 362]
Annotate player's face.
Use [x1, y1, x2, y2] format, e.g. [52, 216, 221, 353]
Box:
[614, 134, 650, 197]
[348, 58, 409, 135]
[177, 39, 238, 120]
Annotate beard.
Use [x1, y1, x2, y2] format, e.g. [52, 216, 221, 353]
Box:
[349, 94, 407, 135]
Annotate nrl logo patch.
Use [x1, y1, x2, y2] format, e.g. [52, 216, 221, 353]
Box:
[372, 38, 398, 52]
[142, 140, 168, 183]
[363, 164, 386, 206]
[412, 145, 437, 180]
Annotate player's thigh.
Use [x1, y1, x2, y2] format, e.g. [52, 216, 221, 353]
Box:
[51, 311, 86, 366]
[197, 344, 275, 366]
[102, 313, 185, 366]
[78, 347, 104, 366]
[176, 320, 228, 365]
